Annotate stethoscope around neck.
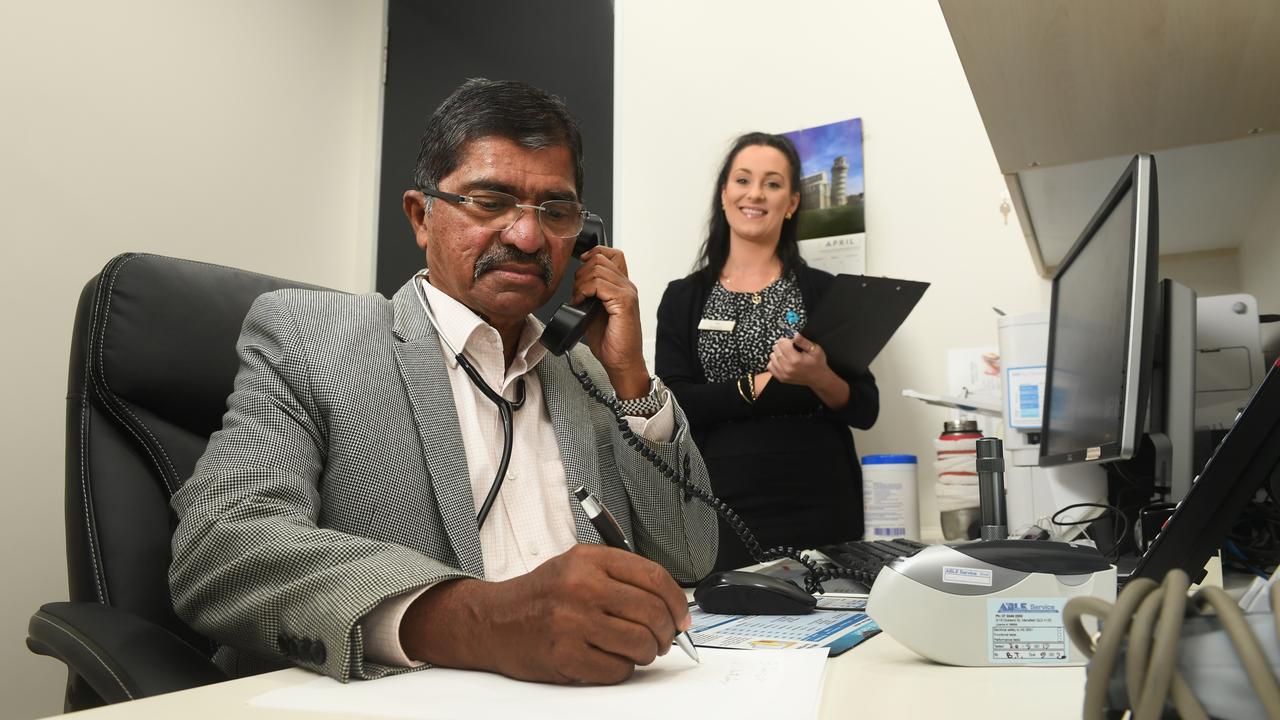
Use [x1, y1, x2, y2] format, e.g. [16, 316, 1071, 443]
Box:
[413, 269, 526, 530]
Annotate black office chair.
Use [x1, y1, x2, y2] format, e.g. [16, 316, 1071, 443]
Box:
[26, 253, 329, 711]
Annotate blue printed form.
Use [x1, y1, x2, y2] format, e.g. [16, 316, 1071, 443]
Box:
[689, 595, 879, 656]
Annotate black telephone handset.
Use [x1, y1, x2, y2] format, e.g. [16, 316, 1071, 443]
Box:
[540, 213, 610, 355]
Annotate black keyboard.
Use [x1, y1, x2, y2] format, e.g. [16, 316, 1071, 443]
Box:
[817, 538, 930, 586]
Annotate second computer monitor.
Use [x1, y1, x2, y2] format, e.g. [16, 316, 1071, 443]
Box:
[1040, 154, 1159, 468]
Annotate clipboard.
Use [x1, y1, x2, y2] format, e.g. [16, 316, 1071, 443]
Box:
[800, 274, 929, 375]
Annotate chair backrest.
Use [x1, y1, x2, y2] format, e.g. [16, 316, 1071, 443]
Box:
[65, 253, 329, 651]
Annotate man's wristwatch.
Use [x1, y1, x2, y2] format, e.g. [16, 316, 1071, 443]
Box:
[615, 376, 668, 418]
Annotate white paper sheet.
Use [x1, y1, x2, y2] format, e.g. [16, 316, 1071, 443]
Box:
[249, 647, 829, 720]
[798, 234, 866, 276]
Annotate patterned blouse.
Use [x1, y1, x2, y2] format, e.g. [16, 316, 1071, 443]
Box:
[697, 272, 807, 382]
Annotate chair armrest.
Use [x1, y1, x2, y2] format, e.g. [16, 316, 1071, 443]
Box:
[27, 602, 226, 705]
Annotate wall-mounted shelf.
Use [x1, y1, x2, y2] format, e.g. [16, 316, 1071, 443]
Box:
[939, 0, 1280, 277]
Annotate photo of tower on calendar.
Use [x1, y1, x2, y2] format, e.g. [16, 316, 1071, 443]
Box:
[784, 117, 866, 275]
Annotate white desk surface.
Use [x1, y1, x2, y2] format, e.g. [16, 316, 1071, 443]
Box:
[50, 631, 1085, 720]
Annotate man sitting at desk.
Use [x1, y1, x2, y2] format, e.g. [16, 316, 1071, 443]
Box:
[169, 78, 716, 686]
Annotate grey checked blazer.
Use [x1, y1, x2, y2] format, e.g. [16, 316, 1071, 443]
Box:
[169, 279, 718, 681]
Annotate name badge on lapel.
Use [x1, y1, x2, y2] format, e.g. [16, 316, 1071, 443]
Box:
[698, 318, 736, 332]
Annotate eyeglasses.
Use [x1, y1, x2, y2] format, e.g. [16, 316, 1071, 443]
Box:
[419, 187, 588, 239]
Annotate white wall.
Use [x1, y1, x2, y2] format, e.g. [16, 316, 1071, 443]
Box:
[1159, 249, 1242, 298]
[0, 1, 385, 716]
[1239, 165, 1280, 366]
[616, 0, 1050, 539]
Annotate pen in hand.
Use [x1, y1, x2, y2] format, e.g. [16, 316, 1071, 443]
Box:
[572, 486, 700, 664]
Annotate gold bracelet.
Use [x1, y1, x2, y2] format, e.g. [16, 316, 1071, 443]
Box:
[746, 373, 757, 403]
[736, 375, 753, 405]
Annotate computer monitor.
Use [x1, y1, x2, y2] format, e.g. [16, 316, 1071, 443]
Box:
[1040, 154, 1159, 468]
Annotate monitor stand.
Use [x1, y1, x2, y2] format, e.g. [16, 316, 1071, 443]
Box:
[1094, 280, 1198, 563]
[1147, 279, 1197, 501]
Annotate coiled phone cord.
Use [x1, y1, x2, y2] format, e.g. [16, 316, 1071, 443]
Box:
[1064, 568, 1280, 720]
[566, 355, 859, 594]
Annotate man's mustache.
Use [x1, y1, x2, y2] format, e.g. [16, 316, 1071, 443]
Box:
[473, 244, 554, 287]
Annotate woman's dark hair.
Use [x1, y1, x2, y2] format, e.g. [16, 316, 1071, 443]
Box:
[693, 132, 805, 284]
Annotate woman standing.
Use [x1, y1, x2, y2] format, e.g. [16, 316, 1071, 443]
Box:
[656, 132, 879, 571]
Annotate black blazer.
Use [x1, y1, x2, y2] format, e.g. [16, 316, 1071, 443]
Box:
[656, 266, 879, 433]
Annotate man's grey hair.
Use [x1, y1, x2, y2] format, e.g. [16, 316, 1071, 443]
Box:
[412, 78, 585, 199]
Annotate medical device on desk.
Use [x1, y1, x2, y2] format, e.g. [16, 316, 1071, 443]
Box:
[997, 312, 1110, 539]
[901, 311, 1110, 541]
[866, 540, 1115, 667]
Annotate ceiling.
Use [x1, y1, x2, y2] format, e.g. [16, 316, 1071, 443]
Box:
[939, 0, 1280, 275]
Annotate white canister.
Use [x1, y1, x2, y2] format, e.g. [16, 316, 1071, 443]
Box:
[862, 454, 920, 540]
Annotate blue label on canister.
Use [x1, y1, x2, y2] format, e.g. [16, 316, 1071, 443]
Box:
[862, 454, 918, 465]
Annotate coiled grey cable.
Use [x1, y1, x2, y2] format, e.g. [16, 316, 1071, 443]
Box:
[1064, 569, 1280, 719]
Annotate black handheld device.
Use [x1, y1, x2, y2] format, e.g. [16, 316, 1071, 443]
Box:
[540, 213, 609, 355]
